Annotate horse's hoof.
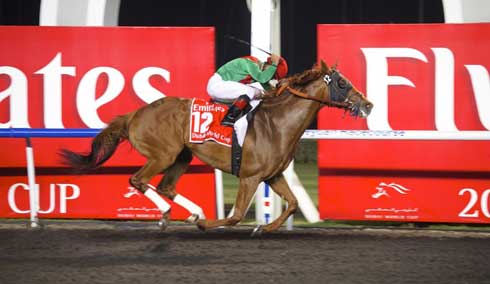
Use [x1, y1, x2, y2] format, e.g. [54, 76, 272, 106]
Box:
[196, 220, 207, 231]
[158, 218, 168, 231]
[185, 213, 199, 224]
[251, 225, 263, 237]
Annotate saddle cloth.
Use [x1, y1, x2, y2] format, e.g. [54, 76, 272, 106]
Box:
[189, 98, 260, 147]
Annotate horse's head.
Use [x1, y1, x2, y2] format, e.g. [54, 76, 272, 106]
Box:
[318, 60, 373, 118]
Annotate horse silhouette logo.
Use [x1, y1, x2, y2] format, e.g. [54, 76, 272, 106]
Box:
[123, 187, 141, 198]
[372, 182, 411, 199]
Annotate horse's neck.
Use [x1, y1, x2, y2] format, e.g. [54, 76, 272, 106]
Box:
[263, 91, 321, 138]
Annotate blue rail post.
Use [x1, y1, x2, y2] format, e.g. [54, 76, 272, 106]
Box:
[0, 128, 101, 228]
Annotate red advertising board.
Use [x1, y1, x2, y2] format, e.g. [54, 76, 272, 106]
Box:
[0, 175, 215, 220]
[317, 24, 490, 223]
[0, 26, 216, 220]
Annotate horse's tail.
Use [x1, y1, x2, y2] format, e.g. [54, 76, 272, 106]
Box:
[59, 114, 132, 173]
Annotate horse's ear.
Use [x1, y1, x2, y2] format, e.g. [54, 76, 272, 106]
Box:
[320, 60, 331, 74]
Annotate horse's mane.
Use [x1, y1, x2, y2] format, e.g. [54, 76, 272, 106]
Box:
[264, 65, 324, 103]
[287, 68, 323, 88]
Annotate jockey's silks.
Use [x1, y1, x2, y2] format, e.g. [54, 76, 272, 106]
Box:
[216, 57, 277, 86]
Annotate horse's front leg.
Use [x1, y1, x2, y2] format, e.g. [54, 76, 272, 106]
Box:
[259, 174, 298, 233]
[197, 176, 260, 230]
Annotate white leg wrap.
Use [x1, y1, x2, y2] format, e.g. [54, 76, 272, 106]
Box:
[173, 194, 205, 220]
[144, 189, 171, 214]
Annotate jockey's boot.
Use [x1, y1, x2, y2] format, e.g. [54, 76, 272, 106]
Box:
[221, 95, 251, 127]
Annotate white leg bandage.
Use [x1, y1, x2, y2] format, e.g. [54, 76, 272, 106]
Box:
[173, 194, 205, 220]
[144, 189, 171, 214]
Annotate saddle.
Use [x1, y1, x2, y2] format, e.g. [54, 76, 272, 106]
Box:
[189, 98, 259, 176]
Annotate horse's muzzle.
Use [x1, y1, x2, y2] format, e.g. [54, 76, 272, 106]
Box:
[348, 101, 373, 118]
[357, 101, 373, 118]
[345, 91, 373, 118]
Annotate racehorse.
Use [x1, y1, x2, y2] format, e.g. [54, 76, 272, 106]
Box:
[60, 60, 373, 235]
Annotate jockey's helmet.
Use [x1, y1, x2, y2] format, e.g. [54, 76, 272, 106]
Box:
[267, 56, 288, 79]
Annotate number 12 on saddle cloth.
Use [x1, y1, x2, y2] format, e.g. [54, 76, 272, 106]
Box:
[189, 98, 234, 147]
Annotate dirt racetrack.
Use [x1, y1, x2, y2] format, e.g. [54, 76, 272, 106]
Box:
[0, 220, 489, 284]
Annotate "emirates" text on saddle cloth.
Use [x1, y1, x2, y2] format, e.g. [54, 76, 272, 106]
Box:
[189, 98, 233, 147]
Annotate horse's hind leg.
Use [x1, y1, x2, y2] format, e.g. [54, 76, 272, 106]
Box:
[155, 148, 192, 199]
[197, 176, 260, 230]
[258, 174, 298, 234]
[155, 147, 205, 222]
[129, 158, 177, 230]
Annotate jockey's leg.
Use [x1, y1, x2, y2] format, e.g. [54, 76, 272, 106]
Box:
[207, 74, 258, 126]
[207, 74, 257, 101]
[221, 94, 251, 126]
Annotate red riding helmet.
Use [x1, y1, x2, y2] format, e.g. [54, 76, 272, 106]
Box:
[267, 56, 288, 79]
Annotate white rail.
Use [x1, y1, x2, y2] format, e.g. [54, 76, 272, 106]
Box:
[301, 130, 490, 140]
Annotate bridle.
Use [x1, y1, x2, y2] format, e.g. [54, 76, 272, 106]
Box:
[325, 71, 352, 103]
[276, 70, 361, 115]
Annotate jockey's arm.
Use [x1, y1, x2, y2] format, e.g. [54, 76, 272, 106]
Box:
[260, 82, 274, 91]
[245, 60, 277, 84]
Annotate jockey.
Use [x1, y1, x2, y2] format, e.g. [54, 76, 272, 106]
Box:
[207, 53, 288, 126]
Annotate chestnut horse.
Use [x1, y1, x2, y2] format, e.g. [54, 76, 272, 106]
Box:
[60, 60, 373, 235]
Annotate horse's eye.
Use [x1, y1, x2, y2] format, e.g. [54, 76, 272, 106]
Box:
[337, 79, 347, 89]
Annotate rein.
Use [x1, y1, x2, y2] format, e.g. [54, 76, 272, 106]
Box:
[276, 82, 350, 109]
